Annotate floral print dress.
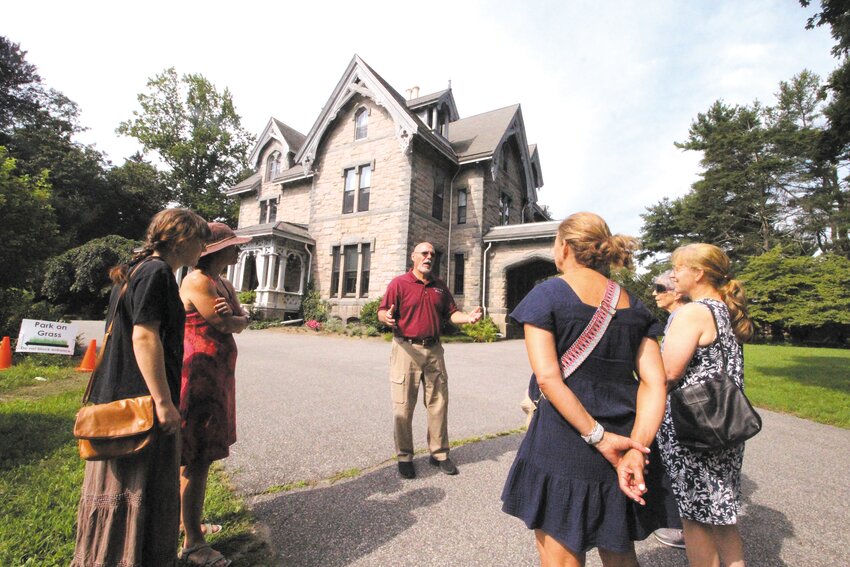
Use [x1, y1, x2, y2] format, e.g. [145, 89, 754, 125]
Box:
[657, 299, 746, 525]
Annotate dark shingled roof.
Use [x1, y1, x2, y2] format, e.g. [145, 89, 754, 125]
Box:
[272, 118, 307, 152]
[226, 172, 261, 196]
[448, 105, 519, 161]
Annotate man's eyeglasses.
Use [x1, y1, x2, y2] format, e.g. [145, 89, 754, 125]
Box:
[416, 251, 435, 257]
[653, 284, 671, 293]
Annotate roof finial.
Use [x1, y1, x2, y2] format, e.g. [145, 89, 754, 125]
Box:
[448, 79, 452, 90]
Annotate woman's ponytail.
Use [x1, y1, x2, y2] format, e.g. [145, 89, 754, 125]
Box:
[721, 279, 754, 343]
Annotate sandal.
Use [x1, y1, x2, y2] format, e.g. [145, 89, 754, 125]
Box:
[178, 543, 231, 567]
[180, 522, 223, 536]
[202, 522, 223, 535]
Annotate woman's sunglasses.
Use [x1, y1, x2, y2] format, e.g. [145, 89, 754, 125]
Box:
[653, 284, 672, 293]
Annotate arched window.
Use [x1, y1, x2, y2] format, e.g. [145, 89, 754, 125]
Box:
[354, 108, 368, 140]
[266, 151, 282, 181]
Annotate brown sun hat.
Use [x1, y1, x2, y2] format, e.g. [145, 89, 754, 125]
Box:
[202, 222, 252, 256]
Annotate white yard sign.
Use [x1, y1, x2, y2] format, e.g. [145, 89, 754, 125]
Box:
[16, 319, 77, 355]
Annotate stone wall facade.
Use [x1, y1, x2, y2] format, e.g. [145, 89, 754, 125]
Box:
[230, 59, 553, 330]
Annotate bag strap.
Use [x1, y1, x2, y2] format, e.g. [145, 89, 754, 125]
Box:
[80, 258, 154, 404]
[536, 279, 621, 405]
[705, 301, 736, 388]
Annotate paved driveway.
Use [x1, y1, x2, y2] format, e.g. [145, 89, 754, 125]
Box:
[229, 330, 849, 566]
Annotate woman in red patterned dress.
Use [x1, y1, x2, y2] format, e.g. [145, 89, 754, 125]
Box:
[178, 223, 251, 567]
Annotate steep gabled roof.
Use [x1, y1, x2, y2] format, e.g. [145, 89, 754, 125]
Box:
[406, 89, 460, 121]
[448, 105, 520, 162]
[273, 119, 306, 152]
[449, 104, 541, 204]
[248, 118, 307, 168]
[295, 55, 456, 171]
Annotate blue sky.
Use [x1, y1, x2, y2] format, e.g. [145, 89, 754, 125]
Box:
[5, 0, 838, 236]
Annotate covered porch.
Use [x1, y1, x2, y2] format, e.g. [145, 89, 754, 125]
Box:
[233, 222, 315, 320]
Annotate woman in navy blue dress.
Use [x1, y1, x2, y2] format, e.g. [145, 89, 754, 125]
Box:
[502, 212, 677, 567]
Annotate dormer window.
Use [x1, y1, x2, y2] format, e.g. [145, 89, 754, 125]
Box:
[355, 108, 368, 140]
[266, 151, 282, 181]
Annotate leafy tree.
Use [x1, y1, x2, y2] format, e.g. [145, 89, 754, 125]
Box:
[99, 155, 171, 239]
[740, 246, 850, 344]
[117, 68, 254, 223]
[41, 235, 137, 318]
[0, 146, 59, 289]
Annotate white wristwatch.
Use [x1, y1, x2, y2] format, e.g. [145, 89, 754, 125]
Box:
[582, 421, 605, 445]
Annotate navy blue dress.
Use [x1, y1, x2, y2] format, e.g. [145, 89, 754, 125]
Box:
[501, 278, 679, 553]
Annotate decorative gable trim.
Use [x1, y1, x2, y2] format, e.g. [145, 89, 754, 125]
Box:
[295, 55, 456, 173]
[249, 118, 295, 168]
[490, 106, 539, 205]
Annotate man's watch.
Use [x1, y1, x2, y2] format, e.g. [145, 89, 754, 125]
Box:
[581, 421, 605, 445]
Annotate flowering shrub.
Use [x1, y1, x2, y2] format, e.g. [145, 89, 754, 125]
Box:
[306, 319, 322, 331]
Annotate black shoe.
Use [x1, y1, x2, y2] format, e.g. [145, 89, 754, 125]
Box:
[653, 528, 686, 549]
[398, 461, 416, 479]
[429, 456, 458, 475]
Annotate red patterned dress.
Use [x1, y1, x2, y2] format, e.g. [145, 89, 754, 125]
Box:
[180, 276, 238, 465]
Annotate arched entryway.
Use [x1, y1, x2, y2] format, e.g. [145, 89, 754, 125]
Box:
[505, 257, 558, 338]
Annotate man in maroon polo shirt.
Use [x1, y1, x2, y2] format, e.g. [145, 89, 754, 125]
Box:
[378, 242, 483, 479]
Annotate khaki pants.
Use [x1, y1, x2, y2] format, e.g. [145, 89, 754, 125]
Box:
[390, 338, 449, 462]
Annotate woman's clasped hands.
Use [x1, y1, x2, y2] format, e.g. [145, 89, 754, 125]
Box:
[593, 431, 651, 506]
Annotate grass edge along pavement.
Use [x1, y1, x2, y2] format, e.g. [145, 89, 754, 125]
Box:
[0, 365, 275, 567]
[0, 342, 848, 565]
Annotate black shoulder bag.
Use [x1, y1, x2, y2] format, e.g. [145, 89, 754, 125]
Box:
[669, 309, 762, 452]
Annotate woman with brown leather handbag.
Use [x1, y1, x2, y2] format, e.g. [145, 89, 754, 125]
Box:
[71, 209, 210, 567]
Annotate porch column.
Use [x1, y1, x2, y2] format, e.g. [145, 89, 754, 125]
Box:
[278, 251, 288, 291]
[256, 253, 268, 290]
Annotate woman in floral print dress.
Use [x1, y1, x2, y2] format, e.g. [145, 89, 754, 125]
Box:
[658, 243, 754, 567]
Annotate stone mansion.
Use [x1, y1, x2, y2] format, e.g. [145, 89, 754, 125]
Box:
[225, 55, 559, 335]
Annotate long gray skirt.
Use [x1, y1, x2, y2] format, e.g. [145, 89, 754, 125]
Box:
[71, 432, 180, 567]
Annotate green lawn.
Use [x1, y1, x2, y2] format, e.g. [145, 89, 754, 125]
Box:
[744, 343, 850, 429]
[0, 366, 274, 567]
[0, 343, 847, 565]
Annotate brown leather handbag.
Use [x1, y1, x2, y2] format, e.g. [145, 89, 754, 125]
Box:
[73, 261, 158, 461]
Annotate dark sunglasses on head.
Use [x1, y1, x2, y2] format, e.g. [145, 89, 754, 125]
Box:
[654, 284, 671, 293]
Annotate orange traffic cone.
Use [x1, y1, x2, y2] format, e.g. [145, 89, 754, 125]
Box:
[0, 336, 11, 370]
[77, 339, 97, 372]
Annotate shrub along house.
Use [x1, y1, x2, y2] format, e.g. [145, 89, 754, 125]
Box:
[226, 55, 558, 335]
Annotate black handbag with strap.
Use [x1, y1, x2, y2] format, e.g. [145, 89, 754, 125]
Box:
[669, 308, 762, 452]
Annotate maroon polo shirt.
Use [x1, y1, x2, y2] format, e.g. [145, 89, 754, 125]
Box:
[380, 271, 458, 340]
